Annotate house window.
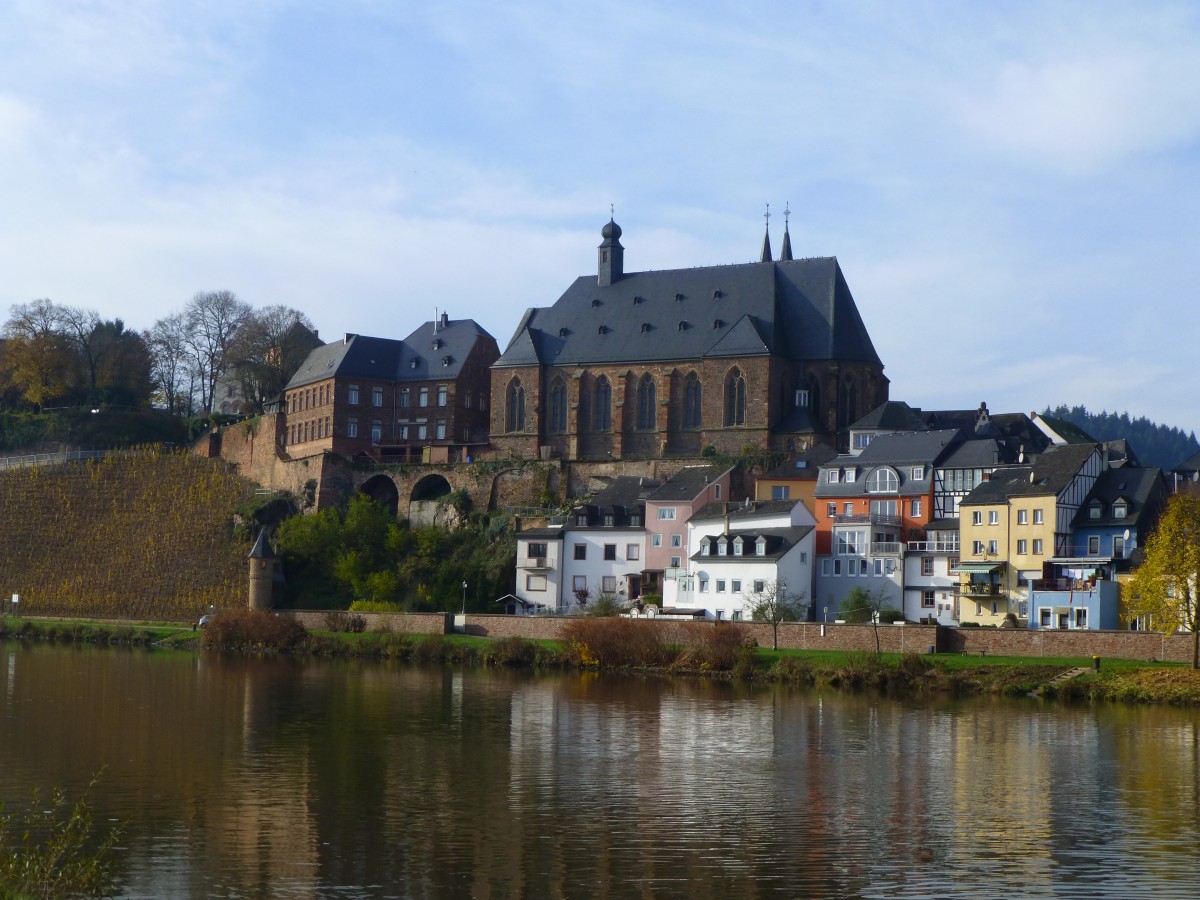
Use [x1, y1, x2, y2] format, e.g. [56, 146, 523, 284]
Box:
[372, 386, 383, 407]
[348, 384, 360, 404]
[670, 534, 682, 548]
[844, 468, 856, 484]
[400, 388, 410, 407]
[400, 425, 410, 440]
[972, 511, 983, 526]
[1089, 502, 1102, 519]
[732, 538, 743, 556]
[417, 423, 427, 440]
[1017, 509, 1028, 525]
[526, 574, 546, 591]
[1034, 509, 1044, 524]
[972, 541, 985, 555]
[822, 560, 831, 576]
[756, 538, 767, 556]
[627, 545, 639, 560]
[700, 542, 709, 556]
[911, 467, 924, 481]
[1033, 539, 1043, 555]
[699, 576, 709, 593]
[1113, 536, 1126, 558]
[773, 486, 791, 500]
[731, 579, 742, 593]
[371, 420, 382, 442]
[1088, 535, 1100, 555]
[527, 543, 547, 559]
[669, 555, 681, 568]
[1040, 609, 1052, 627]
[716, 580, 726, 593]
[853, 433, 872, 450]
[602, 576, 617, 593]
[573, 576, 587, 593]
[922, 590, 935, 608]
[874, 558, 884, 575]
[683, 372, 702, 429]
[910, 499, 922, 517]
[987, 540, 998, 555]
[866, 468, 898, 493]
[1017, 539, 1028, 554]
[988, 511, 999, 525]
[437, 385, 448, 407]
[717, 539, 727, 556]
[795, 389, 810, 408]
[630, 515, 641, 526]
[604, 544, 617, 560]
[844, 503, 854, 515]
[860, 558, 869, 574]
[658, 508, 676, 520]
[419, 387, 429, 407]
[921, 557, 934, 576]
[436, 421, 446, 440]
[651, 534, 663, 548]
[827, 503, 837, 517]
[1113, 501, 1128, 519]
[826, 470, 839, 484]
[833, 559, 842, 575]
[603, 515, 614, 527]
[347, 417, 358, 438]
[714, 485, 721, 500]
[574, 544, 587, 560]
[1075, 608, 1088, 628]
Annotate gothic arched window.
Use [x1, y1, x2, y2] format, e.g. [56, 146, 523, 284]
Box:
[593, 376, 611, 432]
[636, 375, 656, 430]
[724, 368, 746, 427]
[506, 378, 525, 433]
[683, 372, 702, 429]
[548, 377, 567, 433]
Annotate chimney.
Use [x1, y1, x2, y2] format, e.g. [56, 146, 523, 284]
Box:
[440, 312, 449, 329]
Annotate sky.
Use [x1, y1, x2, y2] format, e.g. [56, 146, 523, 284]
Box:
[3, 1, 1200, 434]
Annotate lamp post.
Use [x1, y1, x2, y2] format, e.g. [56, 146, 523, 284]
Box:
[461, 581, 468, 615]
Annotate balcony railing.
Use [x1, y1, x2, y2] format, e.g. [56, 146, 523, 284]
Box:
[518, 555, 554, 570]
[831, 513, 903, 528]
[870, 542, 903, 556]
[907, 539, 960, 553]
[960, 583, 1003, 597]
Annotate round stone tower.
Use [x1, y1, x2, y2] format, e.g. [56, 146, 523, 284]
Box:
[247, 528, 278, 611]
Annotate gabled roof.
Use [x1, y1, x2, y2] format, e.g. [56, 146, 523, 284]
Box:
[1073, 467, 1166, 529]
[850, 400, 929, 432]
[645, 465, 733, 503]
[569, 476, 661, 527]
[495, 252, 882, 368]
[285, 318, 495, 390]
[690, 499, 798, 523]
[961, 444, 1101, 505]
[692, 526, 814, 562]
[1032, 412, 1095, 444]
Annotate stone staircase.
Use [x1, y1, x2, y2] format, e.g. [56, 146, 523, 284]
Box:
[1028, 666, 1091, 698]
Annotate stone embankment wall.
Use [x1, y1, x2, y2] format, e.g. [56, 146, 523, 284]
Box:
[277, 611, 1196, 664]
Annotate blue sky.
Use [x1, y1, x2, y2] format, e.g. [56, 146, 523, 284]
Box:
[3, 1, 1200, 434]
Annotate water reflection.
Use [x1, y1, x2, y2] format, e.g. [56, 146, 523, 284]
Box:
[0, 642, 1198, 898]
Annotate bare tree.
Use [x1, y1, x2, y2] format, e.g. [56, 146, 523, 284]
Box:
[743, 579, 809, 650]
[146, 313, 198, 415]
[183, 290, 251, 412]
[840, 585, 899, 657]
[226, 305, 318, 413]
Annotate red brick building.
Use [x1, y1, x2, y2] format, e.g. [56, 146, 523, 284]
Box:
[282, 313, 498, 462]
[490, 217, 888, 460]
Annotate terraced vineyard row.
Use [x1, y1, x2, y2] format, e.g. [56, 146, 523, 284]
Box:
[0, 447, 256, 620]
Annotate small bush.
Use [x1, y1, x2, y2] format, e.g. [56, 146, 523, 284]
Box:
[414, 634, 448, 663]
[200, 610, 309, 652]
[560, 618, 677, 668]
[771, 656, 816, 684]
[349, 600, 405, 614]
[587, 595, 626, 617]
[323, 611, 368, 633]
[675, 622, 755, 672]
[896, 653, 932, 677]
[878, 608, 905, 624]
[486, 637, 537, 667]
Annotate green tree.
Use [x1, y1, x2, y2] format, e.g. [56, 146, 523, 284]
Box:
[743, 579, 808, 650]
[1128, 491, 1200, 668]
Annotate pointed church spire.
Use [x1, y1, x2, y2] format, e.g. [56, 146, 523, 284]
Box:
[779, 203, 793, 261]
[759, 202, 773, 262]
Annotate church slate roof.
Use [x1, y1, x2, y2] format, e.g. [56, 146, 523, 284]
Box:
[285, 318, 495, 390]
[495, 251, 882, 369]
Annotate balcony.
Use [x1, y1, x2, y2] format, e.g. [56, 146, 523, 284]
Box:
[907, 539, 960, 554]
[960, 582, 1003, 597]
[832, 513, 903, 528]
[519, 555, 554, 571]
[870, 542, 903, 556]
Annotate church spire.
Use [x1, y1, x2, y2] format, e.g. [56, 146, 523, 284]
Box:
[759, 202, 773, 263]
[779, 203, 793, 261]
[597, 206, 624, 286]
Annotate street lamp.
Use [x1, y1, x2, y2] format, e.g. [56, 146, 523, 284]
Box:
[461, 581, 468, 615]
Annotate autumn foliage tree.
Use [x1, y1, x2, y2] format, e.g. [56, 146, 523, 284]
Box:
[1129, 491, 1200, 669]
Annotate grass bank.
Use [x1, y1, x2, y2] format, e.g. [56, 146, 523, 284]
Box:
[3, 613, 1197, 705]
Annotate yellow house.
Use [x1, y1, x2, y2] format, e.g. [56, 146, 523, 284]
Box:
[957, 445, 1104, 626]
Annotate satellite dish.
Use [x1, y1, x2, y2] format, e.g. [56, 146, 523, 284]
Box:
[1123, 529, 1131, 542]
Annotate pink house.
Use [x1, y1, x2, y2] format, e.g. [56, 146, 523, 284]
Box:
[643, 464, 735, 607]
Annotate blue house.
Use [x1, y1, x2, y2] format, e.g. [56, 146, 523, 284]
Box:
[1029, 467, 1167, 630]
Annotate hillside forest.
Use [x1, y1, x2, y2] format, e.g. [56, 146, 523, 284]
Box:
[1043, 405, 1199, 471]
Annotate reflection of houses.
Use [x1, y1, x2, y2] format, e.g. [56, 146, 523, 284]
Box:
[489, 216, 888, 461]
[672, 500, 815, 621]
[643, 464, 733, 606]
[956, 443, 1104, 626]
[282, 314, 498, 462]
[1029, 466, 1167, 630]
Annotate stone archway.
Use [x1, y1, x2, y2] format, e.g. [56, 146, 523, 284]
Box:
[358, 474, 400, 518]
[410, 473, 454, 526]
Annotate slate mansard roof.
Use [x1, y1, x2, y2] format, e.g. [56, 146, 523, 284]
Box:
[285, 317, 495, 391]
[495, 229, 883, 369]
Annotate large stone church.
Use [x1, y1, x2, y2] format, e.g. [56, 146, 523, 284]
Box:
[489, 217, 888, 460]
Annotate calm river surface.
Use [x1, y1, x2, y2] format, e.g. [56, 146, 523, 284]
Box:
[1, 643, 1199, 899]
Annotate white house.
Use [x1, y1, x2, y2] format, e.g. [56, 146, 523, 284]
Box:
[670, 500, 816, 621]
[513, 526, 564, 613]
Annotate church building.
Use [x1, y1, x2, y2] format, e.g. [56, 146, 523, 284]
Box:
[489, 214, 888, 460]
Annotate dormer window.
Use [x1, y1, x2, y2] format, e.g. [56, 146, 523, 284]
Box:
[442, 356, 452, 366]
[576, 514, 588, 526]
[795, 389, 809, 408]
[598, 325, 609, 335]
[732, 537, 744, 556]
[844, 468, 856, 483]
[756, 536, 767, 556]
[559, 327, 570, 337]
[713, 319, 724, 329]
[1089, 501, 1102, 519]
[911, 466, 925, 481]
[1113, 500, 1128, 519]
[640, 323, 651, 333]
[591, 298, 602, 307]
[675, 292, 684, 302]
[433, 338, 442, 350]
[866, 467, 899, 493]
[633, 295, 644, 305]
[629, 514, 641, 526]
[409, 359, 419, 369]
[701, 541, 710, 556]
[717, 537, 728, 556]
[603, 514, 614, 527]
[826, 469, 839, 484]
[678, 321, 689, 331]
[713, 290, 722, 299]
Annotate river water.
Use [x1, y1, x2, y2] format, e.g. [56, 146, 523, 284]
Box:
[1, 642, 1198, 899]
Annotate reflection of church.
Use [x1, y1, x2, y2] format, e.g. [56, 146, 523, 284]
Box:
[490, 214, 888, 460]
